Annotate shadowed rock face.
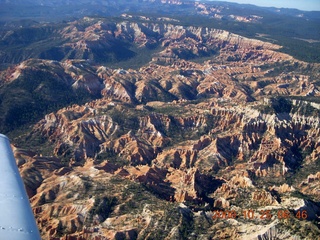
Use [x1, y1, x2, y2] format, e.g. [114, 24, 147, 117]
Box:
[2, 15, 320, 240]
[17, 94, 320, 238]
[0, 16, 291, 65]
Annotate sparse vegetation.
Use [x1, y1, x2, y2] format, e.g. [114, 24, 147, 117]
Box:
[86, 196, 117, 225]
[2, 1, 320, 239]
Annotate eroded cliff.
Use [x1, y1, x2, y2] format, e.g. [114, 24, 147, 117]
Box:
[2, 17, 320, 240]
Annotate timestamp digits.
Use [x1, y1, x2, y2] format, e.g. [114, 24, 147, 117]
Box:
[212, 209, 308, 220]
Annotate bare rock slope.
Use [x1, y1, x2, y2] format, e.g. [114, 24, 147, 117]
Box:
[2, 17, 320, 239]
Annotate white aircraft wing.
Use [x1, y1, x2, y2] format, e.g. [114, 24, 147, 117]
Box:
[0, 134, 41, 240]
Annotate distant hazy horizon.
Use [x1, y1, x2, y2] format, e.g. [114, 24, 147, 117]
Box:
[210, 0, 320, 11]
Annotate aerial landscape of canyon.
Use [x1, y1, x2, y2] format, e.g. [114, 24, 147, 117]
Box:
[0, 0, 320, 239]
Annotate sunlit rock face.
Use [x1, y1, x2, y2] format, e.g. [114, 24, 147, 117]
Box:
[2, 12, 320, 240]
[22, 93, 320, 238]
